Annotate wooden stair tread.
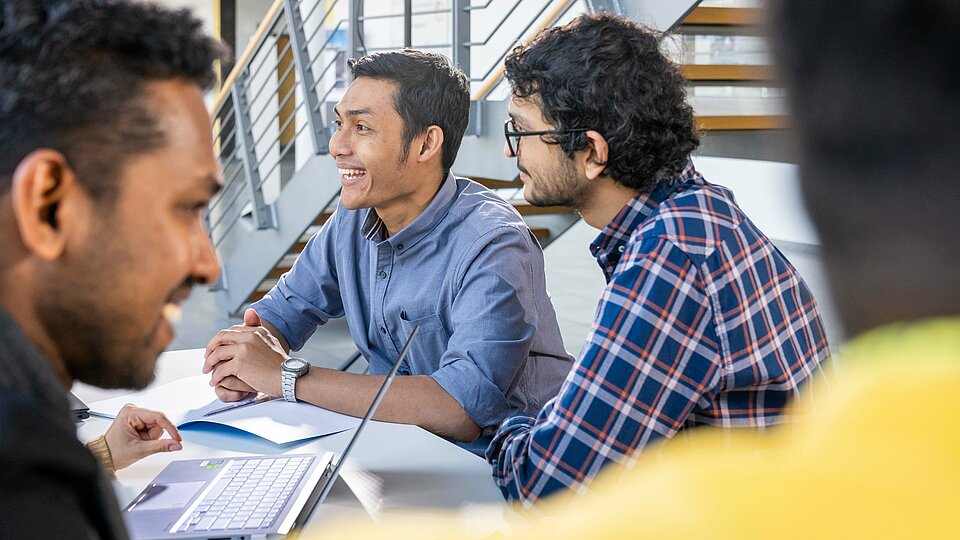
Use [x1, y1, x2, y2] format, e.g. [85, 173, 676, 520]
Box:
[682, 7, 762, 26]
[696, 114, 788, 130]
[682, 64, 774, 82]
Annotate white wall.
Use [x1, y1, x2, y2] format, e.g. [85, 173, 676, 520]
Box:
[148, 0, 216, 34]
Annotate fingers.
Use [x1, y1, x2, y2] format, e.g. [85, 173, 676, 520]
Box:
[215, 385, 254, 402]
[203, 328, 276, 372]
[120, 404, 182, 442]
[219, 375, 256, 393]
[243, 308, 262, 327]
[203, 342, 242, 374]
[204, 326, 262, 359]
[145, 438, 183, 455]
[208, 357, 240, 387]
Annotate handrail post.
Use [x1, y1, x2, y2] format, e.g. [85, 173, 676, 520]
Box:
[232, 73, 279, 230]
[403, 0, 412, 48]
[204, 210, 228, 291]
[452, 0, 471, 76]
[349, 0, 365, 61]
[282, 0, 329, 155]
[453, 0, 479, 134]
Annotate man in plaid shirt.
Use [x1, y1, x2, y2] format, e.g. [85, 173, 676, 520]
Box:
[488, 13, 831, 505]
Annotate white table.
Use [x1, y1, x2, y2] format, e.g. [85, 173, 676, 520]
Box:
[72, 349, 506, 532]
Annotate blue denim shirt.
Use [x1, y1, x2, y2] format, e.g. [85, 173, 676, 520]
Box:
[253, 173, 574, 438]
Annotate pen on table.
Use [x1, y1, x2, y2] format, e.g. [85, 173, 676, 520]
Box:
[203, 394, 280, 417]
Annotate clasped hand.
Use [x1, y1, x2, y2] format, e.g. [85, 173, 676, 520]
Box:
[203, 309, 288, 402]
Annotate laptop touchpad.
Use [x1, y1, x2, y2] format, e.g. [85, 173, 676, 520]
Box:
[129, 482, 206, 512]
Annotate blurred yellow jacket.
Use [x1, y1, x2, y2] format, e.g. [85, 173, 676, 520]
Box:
[311, 319, 960, 539]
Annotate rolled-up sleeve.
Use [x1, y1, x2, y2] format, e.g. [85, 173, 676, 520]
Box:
[252, 209, 346, 351]
[430, 226, 543, 431]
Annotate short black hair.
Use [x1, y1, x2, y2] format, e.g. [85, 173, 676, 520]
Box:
[771, 0, 960, 335]
[504, 13, 699, 194]
[0, 0, 226, 200]
[348, 49, 469, 173]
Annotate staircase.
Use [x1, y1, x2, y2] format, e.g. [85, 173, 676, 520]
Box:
[207, 0, 780, 315]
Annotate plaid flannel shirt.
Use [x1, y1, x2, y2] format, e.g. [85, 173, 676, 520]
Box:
[486, 162, 830, 505]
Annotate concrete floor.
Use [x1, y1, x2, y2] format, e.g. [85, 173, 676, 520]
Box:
[170, 221, 843, 371]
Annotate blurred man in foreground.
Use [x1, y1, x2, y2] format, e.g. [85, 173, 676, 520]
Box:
[0, 1, 224, 537]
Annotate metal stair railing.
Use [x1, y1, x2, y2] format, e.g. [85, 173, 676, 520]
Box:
[206, 0, 351, 313]
[204, 0, 705, 315]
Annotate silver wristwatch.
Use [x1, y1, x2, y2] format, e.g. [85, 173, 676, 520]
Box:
[281, 357, 310, 402]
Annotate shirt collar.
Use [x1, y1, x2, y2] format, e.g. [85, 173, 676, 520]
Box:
[360, 172, 458, 251]
[589, 160, 704, 279]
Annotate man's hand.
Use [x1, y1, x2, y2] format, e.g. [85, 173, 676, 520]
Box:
[104, 405, 183, 471]
[203, 309, 288, 401]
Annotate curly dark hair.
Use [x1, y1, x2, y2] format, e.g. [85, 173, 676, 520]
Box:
[504, 13, 699, 194]
[0, 0, 227, 200]
[349, 50, 469, 174]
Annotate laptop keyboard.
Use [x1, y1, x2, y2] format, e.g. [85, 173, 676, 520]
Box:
[174, 456, 315, 533]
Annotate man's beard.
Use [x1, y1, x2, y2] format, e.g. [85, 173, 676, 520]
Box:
[520, 157, 586, 209]
[34, 234, 161, 390]
[37, 283, 160, 390]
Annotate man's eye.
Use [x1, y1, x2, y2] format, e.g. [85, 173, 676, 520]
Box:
[181, 203, 207, 215]
[356, 124, 369, 132]
[332, 120, 343, 130]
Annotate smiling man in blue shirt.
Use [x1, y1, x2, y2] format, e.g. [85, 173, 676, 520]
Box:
[203, 50, 573, 452]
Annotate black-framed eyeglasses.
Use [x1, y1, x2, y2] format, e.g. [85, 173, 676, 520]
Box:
[503, 118, 588, 157]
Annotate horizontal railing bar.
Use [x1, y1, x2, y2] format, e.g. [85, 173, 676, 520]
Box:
[471, 0, 576, 100]
[247, 41, 293, 120]
[362, 43, 451, 52]
[247, 84, 300, 156]
[209, 167, 250, 235]
[465, 0, 521, 46]
[305, 55, 343, 100]
[471, 0, 558, 84]
[246, 55, 298, 131]
[300, 0, 339, 29]
[250, 102, 306, 184]
[244, 18, 291, 83]
[211, 0, 285, 114]
[464, 0, 495, 11]
[209, 157, 247, 217]
[357, 9, 450, 21]
[255, 120, 312, 191]
[304, 17, 347, 59]
[301, 6, 347, 67]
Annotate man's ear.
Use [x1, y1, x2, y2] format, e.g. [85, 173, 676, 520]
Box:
[579, 130, 610, 181]
[10, 150, 81, 261]
[415, 125, 445, 164]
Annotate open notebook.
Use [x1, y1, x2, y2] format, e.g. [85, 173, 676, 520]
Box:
[90, 375, 360, 445]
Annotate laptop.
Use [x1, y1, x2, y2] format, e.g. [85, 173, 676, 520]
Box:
[123, 325, 419, 540]
[69, 391, 90, 422]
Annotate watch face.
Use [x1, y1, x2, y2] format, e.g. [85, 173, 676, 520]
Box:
[283, 358, 310, 374]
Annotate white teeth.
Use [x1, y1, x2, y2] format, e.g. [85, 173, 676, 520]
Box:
[162, 303, 182, 325]
[338, 168, 366, 177]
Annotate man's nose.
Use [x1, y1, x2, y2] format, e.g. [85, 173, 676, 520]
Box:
[192, 228, 221, 286]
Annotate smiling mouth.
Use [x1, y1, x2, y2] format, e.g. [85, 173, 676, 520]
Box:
[339, 168, 367, 179]
[161, 303, 182, 325]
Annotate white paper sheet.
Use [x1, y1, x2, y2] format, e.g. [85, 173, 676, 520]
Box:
[89, 375, 360, 445]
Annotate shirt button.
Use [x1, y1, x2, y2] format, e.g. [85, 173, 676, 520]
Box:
[396, 243, 404, 251]
[379, 326, 386, 334]
[618, 245, 626, 253]
[378, 270, 387, 279]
